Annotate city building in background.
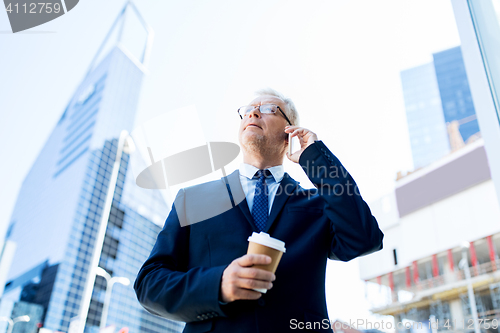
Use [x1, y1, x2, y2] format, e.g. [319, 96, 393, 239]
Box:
[360, 139, 500, 331]
[433, 46, 480, 144]
[360, 1, 500, 330]
[401, 46, 480, 170]
[0, 3, 183, 333]
[0, 239, 16, 298]
[401, 63, 450, 170]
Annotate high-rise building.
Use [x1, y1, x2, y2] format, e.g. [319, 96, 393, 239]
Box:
[363, 0, 500, 329]
[401, 46, 481, 170]
[359, 139, 500, 328]
[401, 63, 450, 170]
[433, 46, 480, 142]
[2, 4, 183, 333]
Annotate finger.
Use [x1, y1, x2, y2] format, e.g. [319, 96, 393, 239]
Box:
[284, 125, 299, 131]
[237, 254, 272, 267]
[237, 267, 276, 281]
[286, 152, 296, 162]
[290, 128, 309, 138]
[289, 129, 301, 138]
[236, 278, 273, 290]
[233, 288, 263, 300]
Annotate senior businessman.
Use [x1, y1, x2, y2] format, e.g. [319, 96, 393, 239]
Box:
[134, 88, 384, 333]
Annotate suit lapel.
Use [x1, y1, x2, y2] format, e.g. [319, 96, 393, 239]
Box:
[265, 173, 298, 233]
[225, 169, 256, 231]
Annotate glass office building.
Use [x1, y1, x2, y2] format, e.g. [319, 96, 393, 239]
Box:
[433, 46, 480, 142]
[2, 6, 184, 333]
[401, 46, 480, 170]
[401, 63, 450, 170]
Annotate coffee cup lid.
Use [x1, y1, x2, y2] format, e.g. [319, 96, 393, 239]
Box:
[247, 232, 286, 253]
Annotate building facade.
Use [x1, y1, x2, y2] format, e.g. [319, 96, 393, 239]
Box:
[401, 63, 450, 170]
[401, 46, 481, 170]
[2, 8, 184, 333]
[359, 139, 500, 332]
[433, 46, 480, 143]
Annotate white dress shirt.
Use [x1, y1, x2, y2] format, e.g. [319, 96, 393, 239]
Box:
[238, 163, 285, 214]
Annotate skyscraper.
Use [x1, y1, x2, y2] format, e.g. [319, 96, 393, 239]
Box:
[2, 4, 183, 333]
[401, 63, 450, 170]
[433, 46, 480, 142]
[401, 46, 480, 170]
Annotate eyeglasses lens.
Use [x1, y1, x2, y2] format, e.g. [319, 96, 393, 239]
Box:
[238, 104, 278, 119]
[259, 105, 276, 114]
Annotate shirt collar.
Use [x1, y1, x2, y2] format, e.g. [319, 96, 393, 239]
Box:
[239, 163, 285, 183]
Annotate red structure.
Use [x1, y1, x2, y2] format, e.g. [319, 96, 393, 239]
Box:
[412, 260, 419, 285]
[432, 254, 439, 277]
[405, 266, 411, 288]
[470, 241, 478, 275]
[447, 249, 454, 272]
[487, 235, 497, 271]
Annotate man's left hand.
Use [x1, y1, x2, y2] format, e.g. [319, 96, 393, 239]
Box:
[284, 126, 318, 163]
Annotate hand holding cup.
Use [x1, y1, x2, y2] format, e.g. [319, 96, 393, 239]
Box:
[220, 254, 276, 303]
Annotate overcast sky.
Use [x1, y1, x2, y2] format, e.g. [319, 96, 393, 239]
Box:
[0, 0, 461, 326]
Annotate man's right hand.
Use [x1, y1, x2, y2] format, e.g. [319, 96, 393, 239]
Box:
[220, 254, 276, 303]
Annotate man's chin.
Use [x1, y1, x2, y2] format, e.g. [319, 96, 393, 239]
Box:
[241, 132, 263, 142]
[240, 135, 266, 151]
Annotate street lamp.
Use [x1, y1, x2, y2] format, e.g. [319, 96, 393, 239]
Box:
[459, 241, 480, 333]
[0, 315, 30, 333]
[95, 267, 130, 330]
[76, 130, 135, 333]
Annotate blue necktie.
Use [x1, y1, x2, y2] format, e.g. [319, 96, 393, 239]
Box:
[252, 170, 269, 232]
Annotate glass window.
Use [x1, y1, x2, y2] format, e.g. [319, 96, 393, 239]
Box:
[468, 0, 500, 121]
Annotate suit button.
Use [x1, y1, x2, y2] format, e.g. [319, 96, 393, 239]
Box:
[258, 298, 266, 306]
[197, 315, 202, 320]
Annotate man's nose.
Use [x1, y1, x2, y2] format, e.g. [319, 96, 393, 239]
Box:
[247, 107, 261, 119]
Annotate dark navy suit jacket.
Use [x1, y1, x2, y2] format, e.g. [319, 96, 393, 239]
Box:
[134, 141, 384, 333]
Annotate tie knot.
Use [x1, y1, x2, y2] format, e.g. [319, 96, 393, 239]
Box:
[255, 169, 271, 180]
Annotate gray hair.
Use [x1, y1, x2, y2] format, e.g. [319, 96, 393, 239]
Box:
[254, 88, 299, 126]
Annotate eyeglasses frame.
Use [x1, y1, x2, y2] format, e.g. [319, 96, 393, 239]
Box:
[238, 104, 292, 126]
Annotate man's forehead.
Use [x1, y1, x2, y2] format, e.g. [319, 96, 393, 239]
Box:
[249, 95, 285, 106]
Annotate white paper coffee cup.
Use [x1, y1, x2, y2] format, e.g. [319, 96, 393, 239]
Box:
[247, 232, 286, 293]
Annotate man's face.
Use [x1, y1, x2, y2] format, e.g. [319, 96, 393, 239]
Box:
[238, 95, 289, 156]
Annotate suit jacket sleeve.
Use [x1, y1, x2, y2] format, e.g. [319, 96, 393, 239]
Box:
[298, 140, 384, 262]
[134, 189, 228, 322]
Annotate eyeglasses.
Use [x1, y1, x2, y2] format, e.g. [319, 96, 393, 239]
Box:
[237, 104, 292, 126]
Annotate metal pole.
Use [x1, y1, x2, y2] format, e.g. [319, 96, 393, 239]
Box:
[2, 316, 30, 333]
[98, 273, 129, 330]
[75, 131, 129, 333]
[100, 279, 114, 330]
[0, 318, 13, 333]
[6, 319, 14, 333]
[95, 267, 112, 331]
[429, 315, 437, 333]
[460, 249, 481, 333]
